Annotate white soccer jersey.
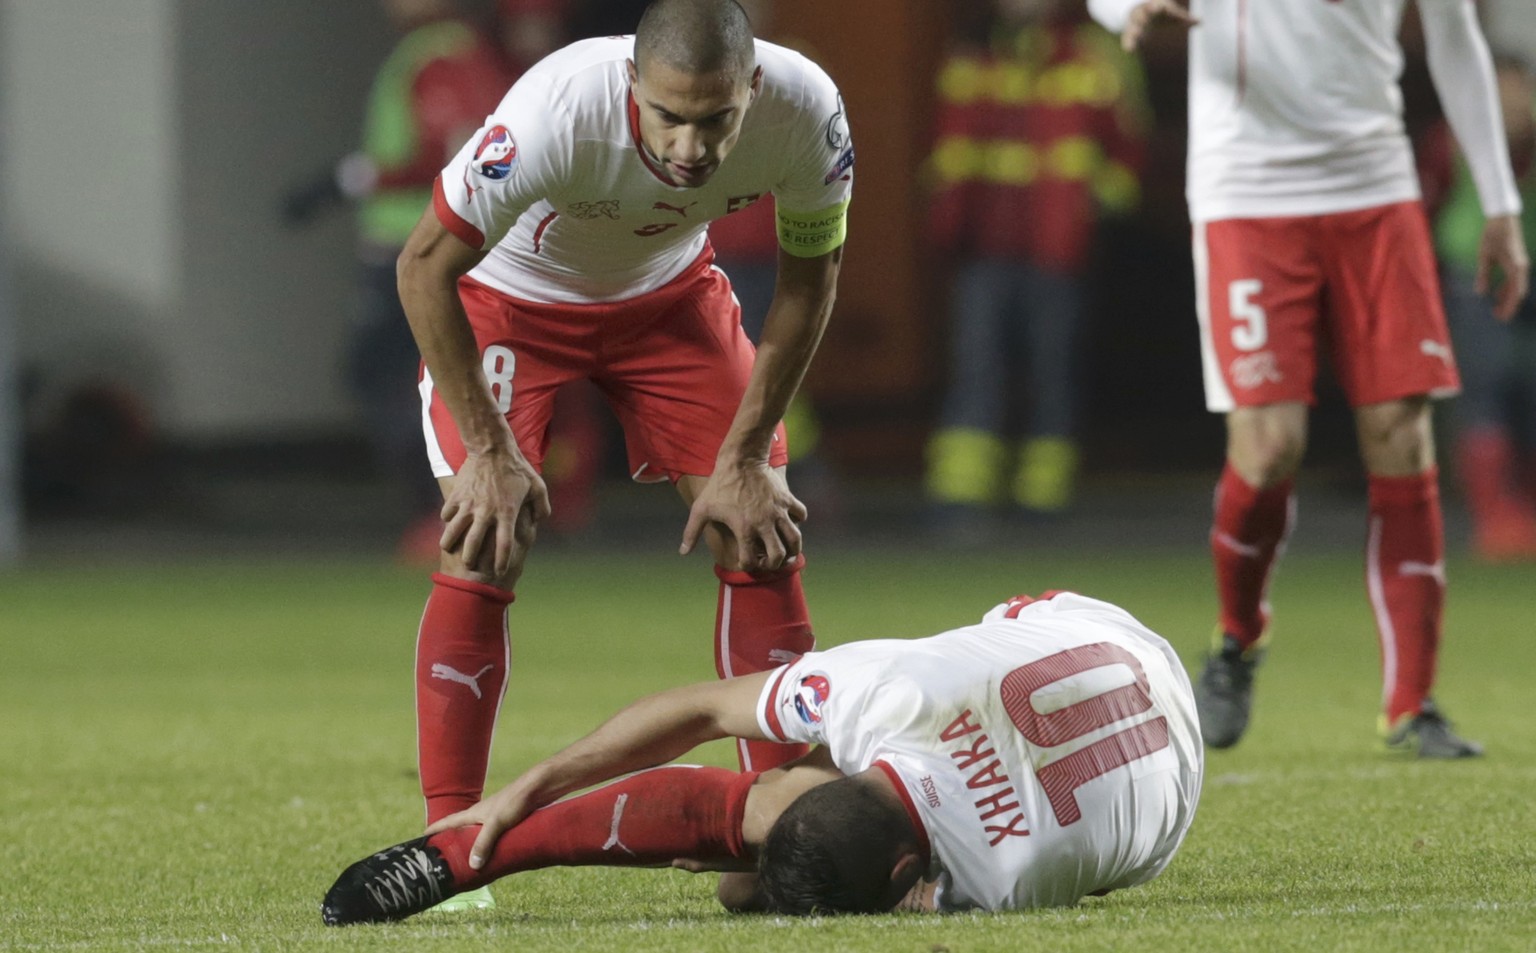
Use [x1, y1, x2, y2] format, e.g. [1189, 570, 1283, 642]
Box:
[755, 592, 1204, 912]
[433, 37, 854, 303]
[1089, 0, 1521, 221]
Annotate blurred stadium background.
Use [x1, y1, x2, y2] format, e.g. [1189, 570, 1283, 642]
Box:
[4, 3, 1536, 949]
[1, 0, 1532, 564]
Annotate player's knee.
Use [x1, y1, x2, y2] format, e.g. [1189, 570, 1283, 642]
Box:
[1229, 431, 1305, 488]
[702, 525, 746, 572]
[1357, 401, 1434, 473]
[436, 549, 528, 592]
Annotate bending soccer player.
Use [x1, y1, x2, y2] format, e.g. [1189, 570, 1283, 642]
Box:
[322, 590, 1204, 923]
[1090, 0, 1529, 755]
[400, 0, 854, 909]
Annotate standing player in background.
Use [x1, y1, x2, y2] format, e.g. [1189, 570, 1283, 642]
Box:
[322, 589, 1202, 923]
[1091, 0, 1529, 756]
[283, 0, 512, 563]
[924, 0, 1147, 534]
[1421, 54, 1536, 562]
[398, 0, 853, 912]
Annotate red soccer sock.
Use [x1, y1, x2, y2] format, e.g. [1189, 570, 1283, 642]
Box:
[1366, 470, 1446, 724]
[430, 766, 756, 890]
[416, 573, 515, 825]
[1210, 464, 1295, 648]
[714, 559, 816, 772]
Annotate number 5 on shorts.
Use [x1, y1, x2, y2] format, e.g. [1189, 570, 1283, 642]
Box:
[1229, 279, 1268, 351]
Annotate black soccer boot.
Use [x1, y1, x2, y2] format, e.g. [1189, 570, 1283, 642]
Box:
[1383, 699, 1484, 759]
[1194, 633, 1264, 749]
[321, 835, 459, 926]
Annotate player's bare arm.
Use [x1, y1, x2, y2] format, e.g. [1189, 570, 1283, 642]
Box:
[679, 246, 842, 571]
[426, 670, 774, 868]
[1418, 0, 1530, 322]
[1477, 214, 1530, 321]
[397, 208, 551, 581]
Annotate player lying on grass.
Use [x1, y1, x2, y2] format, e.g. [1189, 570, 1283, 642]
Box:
[322, 590, 1204, 923]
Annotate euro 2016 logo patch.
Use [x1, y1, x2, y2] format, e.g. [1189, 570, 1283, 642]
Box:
[823, 147, 855, 185]
[472, 125, 518, 180]
[824, 93, 848, 149]
[793, 673, 831, 725]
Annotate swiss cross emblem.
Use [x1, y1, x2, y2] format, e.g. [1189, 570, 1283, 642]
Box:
[726, 194, 762, 214]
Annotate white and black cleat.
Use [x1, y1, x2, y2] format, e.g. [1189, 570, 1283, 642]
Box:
[321, 836, 458, 926]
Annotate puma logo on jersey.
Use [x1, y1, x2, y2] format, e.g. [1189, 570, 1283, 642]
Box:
[1399, 560, 1446, 585]
[652, 200, 696, 217]
[634, 222, 679, 237]
[1419, 340, 1454, 366]
[430, 663, 495, 700]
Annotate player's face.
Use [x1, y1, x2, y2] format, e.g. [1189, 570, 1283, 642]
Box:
[628, 58, 761, 189]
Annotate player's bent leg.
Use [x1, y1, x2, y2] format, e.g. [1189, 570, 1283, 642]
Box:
[1199, 403, 1307, 749]
[321, 766, 756, 926]
[677, 469, 816, 772]
[416, 477, 535, 823]
[1354, 399, 1481, 757]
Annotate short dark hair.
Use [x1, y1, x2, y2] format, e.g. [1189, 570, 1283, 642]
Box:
[756, 777, 918, 915]
[634, 0, 755, 78]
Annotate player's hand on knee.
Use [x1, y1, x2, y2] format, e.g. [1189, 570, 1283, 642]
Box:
[1123, 0, 1197, 52]
[681, 464, 806, 571]
[440, 449, 550, 578]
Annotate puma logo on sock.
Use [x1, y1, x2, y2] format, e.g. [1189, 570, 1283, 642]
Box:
[1398, 560, 1446, 585]
[430, 663, 495, 700]
[602, 794, 635, 856]
[1212, 530, 1263, 558]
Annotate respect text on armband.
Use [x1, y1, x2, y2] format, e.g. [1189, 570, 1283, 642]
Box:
[776, 201, 849, 257]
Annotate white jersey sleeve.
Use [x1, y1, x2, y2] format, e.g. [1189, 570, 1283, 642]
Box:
[765, 56, 854, 256]
[435, 71, 573, 251]
[1418, 0, 1522, 218]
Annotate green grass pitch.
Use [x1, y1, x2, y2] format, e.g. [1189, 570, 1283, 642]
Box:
[3, 547, 1533, 951]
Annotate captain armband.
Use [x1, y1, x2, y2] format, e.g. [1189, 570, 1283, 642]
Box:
[776, 199, 850, 258]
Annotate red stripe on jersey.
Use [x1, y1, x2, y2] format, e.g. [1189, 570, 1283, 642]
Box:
[761, 666, 792, 742]
[1003, 590, 1071, 618]
[531, 210, 559, 254]
[872, 760, 932, 866]
[627, 90, 675, 186]
[434, 177, 487, 249]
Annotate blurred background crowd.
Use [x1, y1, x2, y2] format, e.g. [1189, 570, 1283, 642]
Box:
[2, 0, 1534, 566]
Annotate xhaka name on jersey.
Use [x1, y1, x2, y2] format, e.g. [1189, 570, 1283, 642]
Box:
[940, 708, 1031, 846]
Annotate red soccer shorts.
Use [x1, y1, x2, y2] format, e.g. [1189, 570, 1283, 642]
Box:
[1193, 201, 1460, 412]
[420, 249, 789, 483]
